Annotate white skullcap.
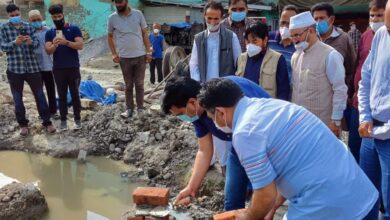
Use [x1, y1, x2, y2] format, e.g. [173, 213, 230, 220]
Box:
[28, 10, 41, 18]
[289, 11, 316, 30]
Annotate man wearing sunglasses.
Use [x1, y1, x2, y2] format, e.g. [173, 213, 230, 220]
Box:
[107, 0, 152, 118]
[290, 11, 347, 138]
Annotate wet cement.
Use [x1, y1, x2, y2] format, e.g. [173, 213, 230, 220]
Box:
[0, 151, 142, 220]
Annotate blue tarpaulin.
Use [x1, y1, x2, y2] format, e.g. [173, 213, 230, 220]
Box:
[79, 80, 117, 106]
[167, 23, 192, 29]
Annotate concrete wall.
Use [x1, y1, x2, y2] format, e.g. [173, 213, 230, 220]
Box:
[144, 6, 203, 25]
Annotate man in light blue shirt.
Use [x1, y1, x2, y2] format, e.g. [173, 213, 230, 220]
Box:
[28, 10, 56, 116]
[198, 78, 378, 220]
[189, 1, 241, 82]
[358, 2, 390, 217]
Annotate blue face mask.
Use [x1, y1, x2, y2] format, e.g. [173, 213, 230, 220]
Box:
[31, 21, 43, 29]
[177, 105, 199, 123]
[9, 16, 22, 25]
[316, 19, 330, 35]
[231, 11, 246, 22]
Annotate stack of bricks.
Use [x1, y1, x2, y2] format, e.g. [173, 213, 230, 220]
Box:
[128, 187, 171, 220]
[213, 209, 247, 220]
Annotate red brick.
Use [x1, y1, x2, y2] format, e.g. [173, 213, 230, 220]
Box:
[213, 209, 246, 220]
[132, 187, 170, 206]
[144, 216, 169, 220]
[127, 215, 145, 220]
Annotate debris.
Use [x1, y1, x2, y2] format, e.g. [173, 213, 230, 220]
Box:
[87, 210, 110, 220]
[77, 150, 87, 163]
[81, 98, 98, 109]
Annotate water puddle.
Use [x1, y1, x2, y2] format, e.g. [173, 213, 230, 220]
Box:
[0, 151, 142, 220]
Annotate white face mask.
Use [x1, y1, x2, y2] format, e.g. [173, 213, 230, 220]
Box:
[214, 110, 232, 133]
[370, 22, 384, 32]
[279, 27, 290, 40]
[294, 30, 310, 52]
[246, 43, 262, 57]
[153, 29, 159, 34]
[207, 23, 220, 32]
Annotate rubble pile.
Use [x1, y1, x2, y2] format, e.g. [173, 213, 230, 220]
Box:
[0, 182, 48, 220]
[80, 104, 225, 217]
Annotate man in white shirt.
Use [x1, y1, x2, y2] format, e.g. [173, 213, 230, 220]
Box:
[189, 0, 241, 82]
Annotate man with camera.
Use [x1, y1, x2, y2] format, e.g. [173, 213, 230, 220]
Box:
[0, 3, 56, 136]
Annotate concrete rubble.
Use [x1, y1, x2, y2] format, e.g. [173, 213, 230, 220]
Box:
[0, 180, 48, 220]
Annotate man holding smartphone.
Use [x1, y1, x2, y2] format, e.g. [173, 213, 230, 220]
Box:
[45, 4, 84, 131]
[0, 3, 56, 136]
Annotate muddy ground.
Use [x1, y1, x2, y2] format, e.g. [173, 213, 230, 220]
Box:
[0, 47, 287, 219]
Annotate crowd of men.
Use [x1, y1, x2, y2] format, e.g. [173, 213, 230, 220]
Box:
[1, 0, 390, 219]
[163, 0, 389, 219]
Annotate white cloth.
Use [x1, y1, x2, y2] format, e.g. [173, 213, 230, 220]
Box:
[189, 30, 241, 81]
[211, 135, 230, 167]
[325, 50, 348, 120]
[289, 11, 316, 30]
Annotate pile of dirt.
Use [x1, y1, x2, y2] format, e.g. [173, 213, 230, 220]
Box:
[79, 104, 225, 212]
[0, 182, 48, 220]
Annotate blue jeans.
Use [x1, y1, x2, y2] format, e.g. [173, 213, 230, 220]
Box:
[224, 147, 251, 210]
[349, 107, 362, 162]
[360, 138, 381, 220]
[361, 138, 390, 220]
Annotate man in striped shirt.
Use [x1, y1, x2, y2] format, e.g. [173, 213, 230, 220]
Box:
[198, 78, 377, 220]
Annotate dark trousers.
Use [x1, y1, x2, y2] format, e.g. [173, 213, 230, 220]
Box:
[119, 56, 146, 110]
[41, 71, 57, 114]
[150, 58, 162, 84]
[6, 71, 52, 127]
[53, 68, 81, 121]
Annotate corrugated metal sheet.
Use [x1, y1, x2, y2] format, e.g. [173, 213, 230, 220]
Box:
[279, 0, 368, 13]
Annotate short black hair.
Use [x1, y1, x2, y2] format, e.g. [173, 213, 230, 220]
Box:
[311, 2, 335, 17]
[369, 0, 387, 10]
[6, 3, 19, 13]
[228, 0, 247, 7]
[204, 1, 224, 17]
[282, 4, 299, 14]
[198, 78, 243, 113]
[48, 4, 63, 15]
[245, 22, 268, 40]
[161, 76, 201, 114]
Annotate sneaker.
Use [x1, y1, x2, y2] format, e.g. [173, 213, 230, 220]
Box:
[60, 121, 68, 131]
[20, 127, 29, 137]
[120, 109, 133, 118]
[46, 124, 56, 134]
[73, 120, 82, 130]
[137, 108, 145, 117]
[51, 113, 60, 120]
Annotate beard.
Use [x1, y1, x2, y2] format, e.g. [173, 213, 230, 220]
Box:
[116, 4, 127, 12]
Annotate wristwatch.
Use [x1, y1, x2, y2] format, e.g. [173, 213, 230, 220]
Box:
[333, 120, 341, 126]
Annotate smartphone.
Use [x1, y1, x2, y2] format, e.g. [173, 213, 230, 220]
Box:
[56, 30, 64, 39]
[20, 28, 28, 36]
